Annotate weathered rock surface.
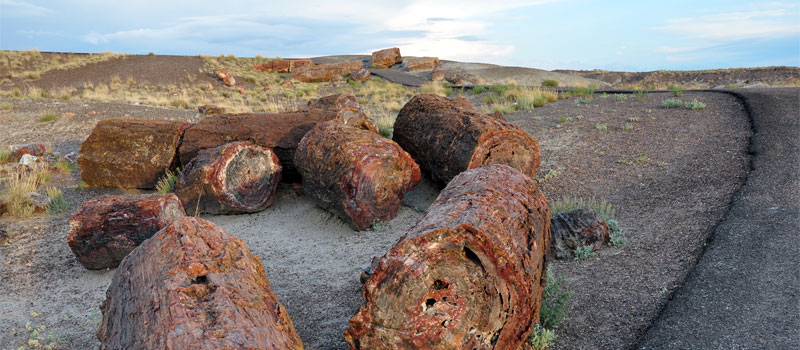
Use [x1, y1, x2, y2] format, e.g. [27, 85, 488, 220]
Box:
[12, 143, 46, 160]
[213, 68, 236, 86]
[292, 61, 363, 82]
[18, 154, 37, 166]
[251, 59, 313, 73]
[79, 118, 190, 189]
[550, 208, 610, 259]
[393, 94, 541, 185]
[294, 121, 420, 230]
[67, 193, 186, 270]
[371, 48, 402, 69]
[97, 217, 304, 350]
[406, 57, 439, 71]
[28, 192, 50, 213]
[175, 141, 282, 215]
[351, 68, 371, 81]
[345, 164, 551, 349]
[197, 104, 226, 115]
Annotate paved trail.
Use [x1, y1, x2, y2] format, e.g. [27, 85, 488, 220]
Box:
[637, 88, 800, 349]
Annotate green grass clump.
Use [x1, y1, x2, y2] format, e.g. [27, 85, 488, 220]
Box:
[0, 101, 13, 110]
[725, 83, 740, 89]
[571, 85, 595, 97]
[0, 150, 10, 163]
[614, 93, 627, 101]
[685, 99, 706, 110]
[574, 97, 591, 105]
[482, 93, 500, 105]
[595, 123, 607, 131]
[541, 79, 559, 87]
[51, 161, 75, 174]
[668, 85, 684, 96]
[489, 83, 514, 95]
[622, 123, 634, 131]
[540, 267, 574, 329]
[574, 245, 595, 260]
[528, 324, 557, 350]
[39, 113, 58, 122]
[633, 89, 648, 101]
[550, 196, 616, 221]
[608, 219, 627, 247]
[472, 86, 486, 95]
[156, 169, 179, 194]
[46, 186, 68, 214]
[662, 98, 683, 108]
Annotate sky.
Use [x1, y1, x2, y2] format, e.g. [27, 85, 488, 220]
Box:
[1, 0, 799, 71]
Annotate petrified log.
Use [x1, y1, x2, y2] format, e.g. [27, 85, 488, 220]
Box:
[371, 48, 402, 69]
[345, 164, 551, 349]
[292, 61, 363, 82]
[79, 118, 190, 189]
[251, 59, 313, 73]
[67, 193, 186, 269]
[97, 217, 304, 350]
[406, 57, 439, 71]
[393, 94, 541, 184]
[12, 143, 46, 160]
[351, 68, 371, 81]
[175, 141, 281, 215]
[213, 68, 236, 86]
[550, 208, 610, 259]
[295, 121, 420, 230]
[180, 94, 366, 181]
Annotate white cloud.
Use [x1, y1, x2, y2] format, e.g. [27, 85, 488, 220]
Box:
[655, 7, 800, 40]
[0, 0, 51, 17]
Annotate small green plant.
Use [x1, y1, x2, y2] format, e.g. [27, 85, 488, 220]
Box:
[558, 115, 569, 124]
[622, 123, 634, 131]
[541, 79, 559, 87]
[633, 89, 648, 101]
[600, 92, 609, 99]
[725, 83, 740, 89]
[536, 169, 560, 184]
[379, 126, 392, 138]
[574, 245, 594, 260]
[527, 324, 556, 350]
[51, 161, 75, 174]
[472, 85, 486, 95]
[574, 97, 591, 105]
[45, 186, 68, 214]
[489, 83, 514, 95]
[662, 98, 683, 108]
[572, 85, 595, 97]
[482, 93, 499, 105]
[540, 267, 574, 328]
[0, 101, 13, 110]
[156, 168, 179, 194]
[595, 123, 607, 131]
[627, 116, 640, 122]
[614, 93, 627, 101]
[0, 150, 10, 163]
[39, 113, 58, 122]
[685, 98, 706, 110]
[607, 219, 627, 247]
[668, 85, 684, 96]
[550, 196, 616, 221]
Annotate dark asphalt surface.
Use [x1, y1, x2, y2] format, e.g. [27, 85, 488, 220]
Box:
[637, 88, 800, 349]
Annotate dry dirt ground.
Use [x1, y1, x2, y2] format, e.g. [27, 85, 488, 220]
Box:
[0, 87, 751, 349]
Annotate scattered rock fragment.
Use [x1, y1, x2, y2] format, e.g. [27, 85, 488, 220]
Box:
[371, 47, 402, 69]
[213, 68, 236, 86]
[12, 143, 46, 160]
[432, 68, 446, 81]
[27, 192, 50, 213]
[350, 68, 371, 82]
[550, 208, 610, 259]
[18, 154, 38, 166]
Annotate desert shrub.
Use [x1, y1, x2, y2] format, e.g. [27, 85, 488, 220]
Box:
[549, 196, 616, 221]
[594, 123, 607, 131]
[0, 101, 12, 110]
[541, 79, 559, 87]
[614, 93, 627, 101]
[633, 89, 648, 101]
[3, 167, 42, 217]
[574, 97, 591, 105]
[482, 93, 499, 105]
[662, 98, 683, 108]
[46, 186, 68, 214]
[608, 219, 627, 247]
[156, 169, 179, 194]
[536, 169, 560, 184]
[668, 85, 684, 96]
[574, 245, 594, 260]
[600, 92, 609, 99]
[528, 324, 556, 350]
[472, 85, 486, 95]
[571, 85, 595, 97]
[685, 99, 706, 110]
[491, 102, 516, 114]
[489, 82, 514, 95]
[0, 150, 10, 163]
[622, 123, 634, 131]
[39, 112, 58, 122]
[725, 83, 740, 89]
[540, 267, 574, 329]
[51, 161, 75, 174]
[627, 116, 640, 122]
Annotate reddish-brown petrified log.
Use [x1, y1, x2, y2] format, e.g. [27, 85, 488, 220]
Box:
[406, 57, 439, 71]
[292, 61, 363, 82]
[345, 164, 551, 350]
[213, 68, 236, 86]
[175, 141, 281, 215]
[67, 193, 186, 269]
[180, 94, 368, 181]
[372, 48, 402, 69]
[393, 94, 541, 185]
[251, 59, 313, 73]
[295, 121, 420, 230]
[79, 118, 191, 189]
[550, 208, 610, 260]
[97, 217, 304, 350]
[12, 143, 46, 160]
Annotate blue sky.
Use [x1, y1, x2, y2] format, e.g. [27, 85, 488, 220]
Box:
[1, 0, 798, 71]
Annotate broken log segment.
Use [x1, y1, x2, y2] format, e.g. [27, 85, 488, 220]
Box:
[406, 56, 440, 71]
[79, 118, 191, 189]
[175, 141, 281, 215]
[291, 61, 363, 82]
[67, 193, 186, 270]
[393, 94, 541, 185]
[294, 121, 420, 230]
[97, 217, 304, 350]
[371, 48, 402, 69]
[345, 164, 551, 349]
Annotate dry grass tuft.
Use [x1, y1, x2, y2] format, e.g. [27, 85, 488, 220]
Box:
[2, 165, 49, 218]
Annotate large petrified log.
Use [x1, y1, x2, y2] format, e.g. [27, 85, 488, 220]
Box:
[180, 94, 370, 181]
[175, 141, 282, 215]
[79, 118, 191, 189]
[251, 59, 313, 73]
[292, 61, 363, 82]
[393, 94, 541, 185]
[294, 121, 420, 230]
[550, 208, 610, 259]
[371, 48, 402, 69]
[67, 193, 186, 269]
[406, 57, 439, 71]
[97, 217, 304, 350]
[345, 164, 551, 349]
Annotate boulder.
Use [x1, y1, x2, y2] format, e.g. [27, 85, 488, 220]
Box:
[371, 48, 402, 69]
[351, 68, 371, 82]
[406, 57, 439, 71]
[67, 193, 186, 270]
[550, 208, 610, 259]
[97, 217, 304, 350]
[292, 61, 363, 83]
[432, 68, 446, 81]
[213, 69, 236, 86]
[79, 118, 191, 189]
[18, 154, 38, 166]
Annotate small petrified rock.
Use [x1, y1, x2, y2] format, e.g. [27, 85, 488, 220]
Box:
[350, 68, 371, 81]
[371, 48, 402, 69]
[550, 208, 610, 260]
[432, 68, 446, 81]
[28, 192, 50, 213]
[79, 118, 190, 189]
[406, 56, 439, 71]
[97, 217, 304, 350]
[12, 143, 46, 160]
[345, 165, 551, 349]
[175, 142, 282, 215]
[18, 154, 38, 166]
[67, 193, 186, 270]
[294, 121, 420, 230]
[292, 61, 363, 82]
[213, 68, 236, 86]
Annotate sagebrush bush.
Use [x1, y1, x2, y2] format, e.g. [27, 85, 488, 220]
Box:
[528, 324, 556, 350]
[541, 79, 559, 87]
[46, 186, 68, 214]
[540, 267, 574, 329]
[662, 98, 683, 108]
[685, 99, 706, 110]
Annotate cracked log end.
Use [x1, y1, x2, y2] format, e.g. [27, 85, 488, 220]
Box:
[97, 217, 304, 350]
[345, 165, 551, 349]
[176, 141, 281, 215]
